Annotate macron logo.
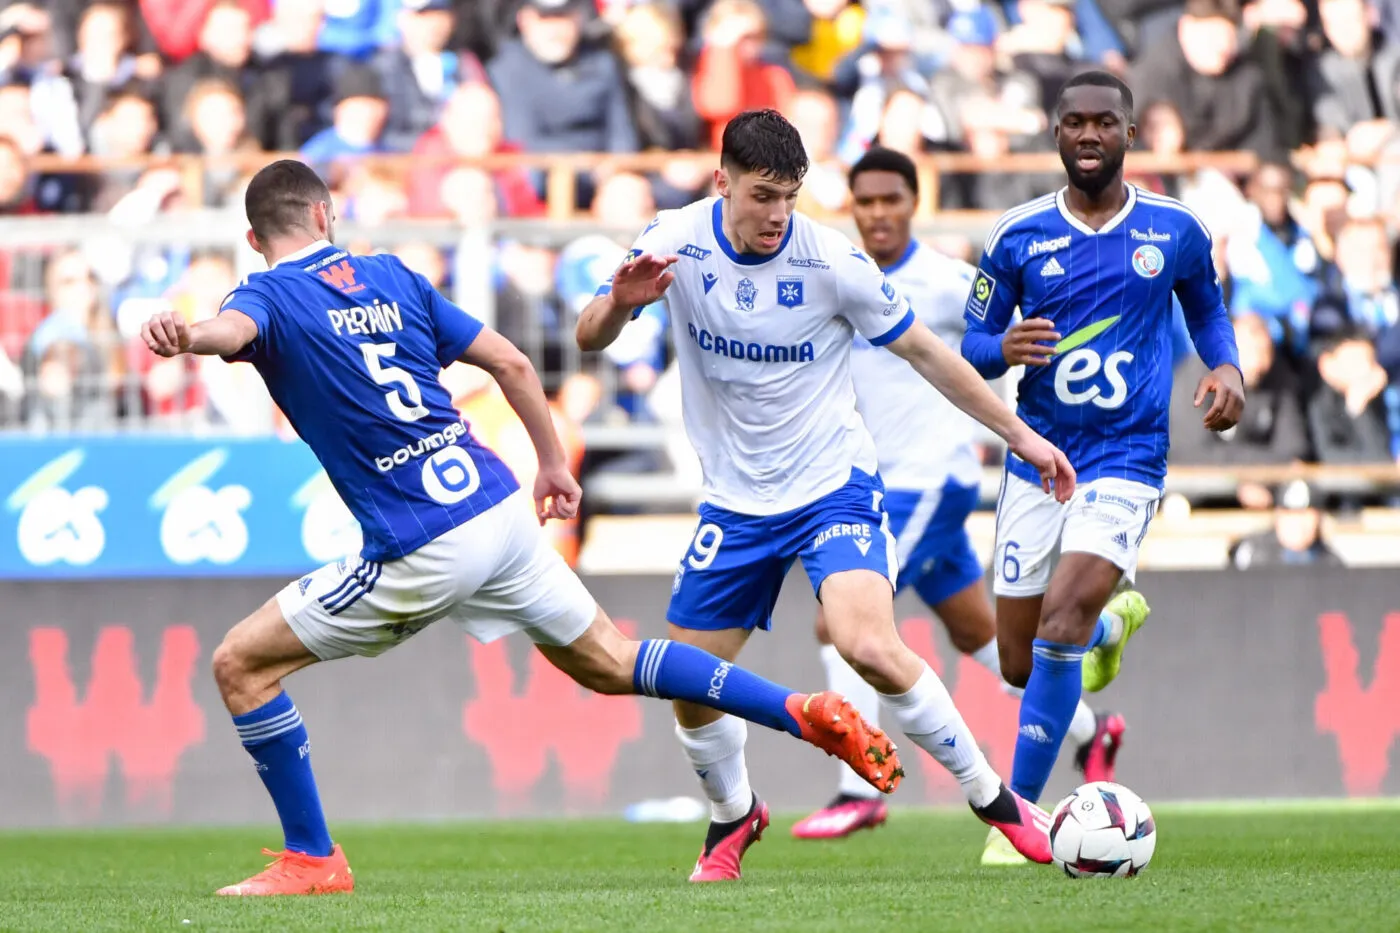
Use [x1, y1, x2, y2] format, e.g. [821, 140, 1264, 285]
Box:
[702, 272, 718, 294]
[1041, 256, 1066, 277]
[1019, 724, 1051, 743]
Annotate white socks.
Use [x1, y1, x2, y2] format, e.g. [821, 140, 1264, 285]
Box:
[880, 664, 1001, 808]
[973, 636, 1099, 749]
[676, 715, 752, 822]
[820, 644, 883, 800]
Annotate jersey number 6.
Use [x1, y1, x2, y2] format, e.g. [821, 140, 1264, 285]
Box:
[361, 342, 430, 422]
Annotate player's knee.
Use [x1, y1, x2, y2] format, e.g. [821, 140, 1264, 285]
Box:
[837, 632, 902, 688]
[1039, 605, 1095, 647]
[211, 638, 252, 699]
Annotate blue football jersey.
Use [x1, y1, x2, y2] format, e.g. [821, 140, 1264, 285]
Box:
[962, 186, 1239, 488]
[220, 241, 519, 561]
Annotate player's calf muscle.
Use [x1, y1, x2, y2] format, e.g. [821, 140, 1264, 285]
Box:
[535, 607, 639, 695]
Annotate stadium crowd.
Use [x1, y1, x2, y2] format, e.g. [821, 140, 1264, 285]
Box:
[0, 0, 1397, 490]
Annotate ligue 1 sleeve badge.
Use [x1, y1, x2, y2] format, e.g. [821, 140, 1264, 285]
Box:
[1131, 244, 1164, 279]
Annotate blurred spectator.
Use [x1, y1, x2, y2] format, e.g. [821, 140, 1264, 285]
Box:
[1132, 0, 1282, 154]
[182, 78, 254, 156]
[1317, 217, 1400, 340]
[318, 0, 397, 61]
[789, 0, 865, 85]
[676, 0, 816, 51]
[408, 80, 544, 218]
[693, 0, 796, 149]
[614, 2, 703, 153]
[47, 0, 162, 69]
[1242, 0, 1312, 153]
[86, 88, 162, 211]
[340, 163, 409, 226]
[786, 88, 847, 212]
[1305, 0, 1399, 164]
[1229, 479, 1343, 568]
[137, 0, 269, 64]
[996, 0, 1090, 116]
[1306, 309, 1395, 463]
[66, 1, 153, 143]
[835, 9, 936, 163]
[161, 0, 269, 153]
[450, 0, 519, 63]
[1298, 173, 1351, 265]
[22, 250, 121, 430]
[253, 0, 342, 149]
[300, 65, 389, 168]
[375, 0, 471, 152]
[0, 137, 36, 215]
[1226, 161, 1320, 346]
[490, 0, 639, 158]
[1170, 312, 1311, 468]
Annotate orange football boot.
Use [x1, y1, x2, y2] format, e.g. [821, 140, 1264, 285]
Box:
[785, 691, 903, 794]
[215, 845, 354, 896]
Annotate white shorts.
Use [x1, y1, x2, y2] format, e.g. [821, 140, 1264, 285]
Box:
[277, 492, 596, 661]
[992, 474, 1162, 598]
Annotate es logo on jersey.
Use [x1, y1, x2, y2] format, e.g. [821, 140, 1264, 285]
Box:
[966, 271, 997, 320]
[1131, 245, 1165, 279]
[777, 276, 805, 308]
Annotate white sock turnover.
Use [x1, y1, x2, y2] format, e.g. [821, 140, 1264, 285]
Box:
[1067, 700, 1098, 748]
[820, 644, 883, 800]
[675, 715, 752, 823]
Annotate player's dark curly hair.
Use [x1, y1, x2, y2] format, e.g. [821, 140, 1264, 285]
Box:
[1057, 70, 1134, 122]
[721, 109, 809, 183]
[848, 146, 919, 197]
[245, 159, 333, 246]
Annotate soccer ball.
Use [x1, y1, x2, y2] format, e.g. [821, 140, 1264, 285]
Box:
[1049, 781, 1156, 878]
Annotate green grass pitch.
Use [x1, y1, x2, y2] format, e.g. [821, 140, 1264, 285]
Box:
[3, 802, 1398, 932]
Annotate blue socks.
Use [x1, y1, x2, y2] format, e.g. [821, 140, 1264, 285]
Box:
[1010, 639, 1087, 803]
[634, 639, 801, 736]
[233, 692, 333, 857]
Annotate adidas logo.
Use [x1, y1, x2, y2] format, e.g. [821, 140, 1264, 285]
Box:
[1041, 256, 1065, 277]
[1019, 724, 1052, 743]
[1113, 531, 1130, 549]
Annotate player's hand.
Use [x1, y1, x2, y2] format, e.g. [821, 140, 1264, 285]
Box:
[1001, 318, 1060, 367]
[609, 253, 678, 311]
[141, 311, 191, 358]
[1195, 364, 1246, 432]
[533, 463, 581, 525]
[1008, 426, 1077, 502]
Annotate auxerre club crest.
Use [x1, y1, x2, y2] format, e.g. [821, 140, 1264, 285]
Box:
[735, 277, 757, 311]
[777, 276, 804, 308]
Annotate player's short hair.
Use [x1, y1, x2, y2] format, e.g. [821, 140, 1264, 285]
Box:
[1057, 70, 1134, 122]
[848, 147, 919, 197]
[245, 159, 332, 245]
[721, 109, 809, 184]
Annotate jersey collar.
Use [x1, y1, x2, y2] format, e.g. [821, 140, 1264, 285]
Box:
[879, 239, 919, 275]
[272, 239, 336, 268]
[1054, 185, 1137, 237]
[711, 198, 792, 266]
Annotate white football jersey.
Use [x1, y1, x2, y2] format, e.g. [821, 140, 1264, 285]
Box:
[609, 198, 916, 515]
[849, 241, 983, 491]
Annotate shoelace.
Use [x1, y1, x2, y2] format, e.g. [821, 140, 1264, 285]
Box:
[255, 848, 320, 881]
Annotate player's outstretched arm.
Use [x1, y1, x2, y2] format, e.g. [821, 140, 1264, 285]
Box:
[575, 253, 678, 352]
[142, 309, 257, 358]
[885, 319, 1077, 500]
[459, 328, 580, 524]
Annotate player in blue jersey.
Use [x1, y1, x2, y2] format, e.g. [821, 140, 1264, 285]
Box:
[960, 72, 1245, 864]
[578, 111, 1075, 880]
[139, 160, 904, 896]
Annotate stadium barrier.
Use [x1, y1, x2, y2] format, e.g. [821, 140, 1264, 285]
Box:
[0, 567, 1396, 829]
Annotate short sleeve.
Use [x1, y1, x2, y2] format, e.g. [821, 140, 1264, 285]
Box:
[218, 284, 274, 363]
[835, 244, 916, 346]
[416, 270, 484, 367]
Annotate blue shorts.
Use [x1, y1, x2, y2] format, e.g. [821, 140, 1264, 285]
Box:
[667, 469, 896, 632]
[886, 480, 985, 607]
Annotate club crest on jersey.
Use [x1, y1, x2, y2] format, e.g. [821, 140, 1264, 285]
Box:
[1131, 244, 1165, 279]
[777, 276, 805, 308]
[735, 277, 757, 311]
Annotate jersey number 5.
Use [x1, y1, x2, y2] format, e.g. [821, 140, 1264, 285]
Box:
[361, 343, 429, 422]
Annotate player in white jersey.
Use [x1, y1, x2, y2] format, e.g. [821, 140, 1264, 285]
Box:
[577, 110, 1076, 880]
[791, 148, 1128, 843]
